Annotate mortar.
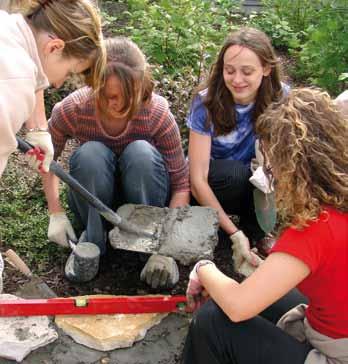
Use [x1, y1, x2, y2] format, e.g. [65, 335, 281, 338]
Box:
[109, 204, 219, 265]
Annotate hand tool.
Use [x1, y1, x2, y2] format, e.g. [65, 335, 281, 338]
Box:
[0, 295, 187, 316]
[4, 249, 57, 299]
[16, 136, 219, 264]
[253, 189, 276, 234]
[16, 136, 153, 238]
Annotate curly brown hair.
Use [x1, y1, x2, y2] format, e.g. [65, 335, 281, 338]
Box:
[196, 27, 283, 136]
[256, 88, 348, 232]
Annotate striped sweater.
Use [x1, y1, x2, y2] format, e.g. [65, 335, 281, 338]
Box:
[48, 87, 189, 194]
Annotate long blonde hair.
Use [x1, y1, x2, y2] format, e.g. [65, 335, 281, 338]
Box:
[256, 88, 348, 231]
[22, 0, 106, 91]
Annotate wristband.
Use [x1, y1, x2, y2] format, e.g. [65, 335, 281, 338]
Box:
[195, 260, 215, 274]
[230, 229, 241, 237]
[27, 127, 49, 132]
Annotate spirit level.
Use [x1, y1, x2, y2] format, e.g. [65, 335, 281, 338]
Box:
[0, 296, 187, 317]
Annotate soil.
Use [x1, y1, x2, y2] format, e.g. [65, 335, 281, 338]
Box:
[2, 227, 242, 298]
[1, 138, 243, 299]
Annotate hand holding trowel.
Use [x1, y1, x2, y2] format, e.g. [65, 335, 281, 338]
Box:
[17, 136, 219, 265]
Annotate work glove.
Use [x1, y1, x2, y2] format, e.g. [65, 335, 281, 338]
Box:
[25, 130, 54, 173]
[48, 212, 77, 248]
[335, 90, 348, 118]
[230, 230, 263, 275]
[186, 260, 215, 312]
[140, 254, 179, 289]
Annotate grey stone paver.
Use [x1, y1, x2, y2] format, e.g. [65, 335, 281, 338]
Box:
[0, 314, 190, 364]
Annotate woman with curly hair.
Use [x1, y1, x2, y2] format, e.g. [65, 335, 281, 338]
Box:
[182, 88, 348, 364]
[187, 27, 288, 267]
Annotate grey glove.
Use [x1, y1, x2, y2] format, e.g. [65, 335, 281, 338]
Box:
[140, 254, 179, 289]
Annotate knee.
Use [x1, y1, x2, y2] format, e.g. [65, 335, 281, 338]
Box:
[120, 140, 163, 171]
[209, 161, 252, 196]
[70, 141, 115, 174]
[190, 300, 224, 338]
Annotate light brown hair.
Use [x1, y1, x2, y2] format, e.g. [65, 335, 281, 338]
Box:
[23, 0, 106, 90]
[196, 27, 283, 135]
[256, 88, 348, 232]
[98, 37, 154, 121]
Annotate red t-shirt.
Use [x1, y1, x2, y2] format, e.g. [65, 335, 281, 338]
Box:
[271, 207, 348, 338]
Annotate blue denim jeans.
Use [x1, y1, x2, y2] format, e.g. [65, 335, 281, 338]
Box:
[68, 140, 170, 254]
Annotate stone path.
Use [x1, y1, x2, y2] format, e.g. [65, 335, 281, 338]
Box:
[0, 314, 190, 364]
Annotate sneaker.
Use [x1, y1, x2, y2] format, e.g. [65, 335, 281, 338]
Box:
[65, 232, 100, 283]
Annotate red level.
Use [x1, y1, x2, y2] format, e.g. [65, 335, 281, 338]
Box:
[0, 296, 187, 317]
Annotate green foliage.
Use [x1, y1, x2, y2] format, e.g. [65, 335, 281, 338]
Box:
[295, 1, 348, 95]
[121, 0, 241, 75]
[261, 0, 324, 34]
[249, 11, 300, 50]
[0, 157, 68, 271]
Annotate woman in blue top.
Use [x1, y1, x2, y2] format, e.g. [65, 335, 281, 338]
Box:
[187, 28, 287, 266]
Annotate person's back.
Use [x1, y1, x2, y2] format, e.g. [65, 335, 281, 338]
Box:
[0, 0, 106, 177]
[274, 207, 348, 338]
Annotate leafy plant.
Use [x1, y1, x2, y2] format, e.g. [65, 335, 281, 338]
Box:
[121, 0, 241, 75]
[295, 1, 348, 94]
[249, 11, 300, 50]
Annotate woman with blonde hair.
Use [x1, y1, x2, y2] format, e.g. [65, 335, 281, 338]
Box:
[182, 88, 348, 364]
[43, 37, 189, 288]
[0, 0, 105, 176]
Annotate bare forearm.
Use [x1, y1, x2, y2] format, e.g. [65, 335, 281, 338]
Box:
[42, 172, 64, 213]
[169, 190, 190, 208]
[25, 90, 48, 130]
[198, 264, 242, 321]
[191, 181, 238, 235]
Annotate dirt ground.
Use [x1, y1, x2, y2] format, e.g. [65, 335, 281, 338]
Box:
[2, 228, 241, 298]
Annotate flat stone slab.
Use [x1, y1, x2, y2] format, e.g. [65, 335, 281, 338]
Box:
[55, 295, 168, 351]
[110, 204, 219, 265]
[0, 314, 190, 364]
[0, 294, 58, 362]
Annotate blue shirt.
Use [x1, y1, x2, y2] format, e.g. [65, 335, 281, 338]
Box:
[186, 85, 289, 164]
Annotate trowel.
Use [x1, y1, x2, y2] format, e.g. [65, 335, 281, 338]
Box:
[4, 249, 57, 299]
[16, 137, 219, 264]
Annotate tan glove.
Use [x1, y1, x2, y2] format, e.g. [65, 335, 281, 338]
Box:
[230, 230, 263, 276]
[25, 130, 54, 172]
[48, 212, 77, 248]
[335, 90, 348, 118]
[140, 254, 179, 289]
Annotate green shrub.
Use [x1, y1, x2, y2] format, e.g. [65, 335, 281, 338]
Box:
[249, 11, 300, 50]
[295, 2, 348, 95]
[122, 0, 241, 75]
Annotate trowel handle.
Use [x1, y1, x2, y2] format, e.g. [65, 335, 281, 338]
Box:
[16, 137, 152, 237]
[17, 136, 122, 223]
[5, 249, 32, 278]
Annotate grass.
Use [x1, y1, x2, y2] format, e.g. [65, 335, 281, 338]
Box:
[0, 152, 66, 271]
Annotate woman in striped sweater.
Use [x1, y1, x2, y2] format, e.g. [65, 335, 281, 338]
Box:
[42, 37, 190, 288]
